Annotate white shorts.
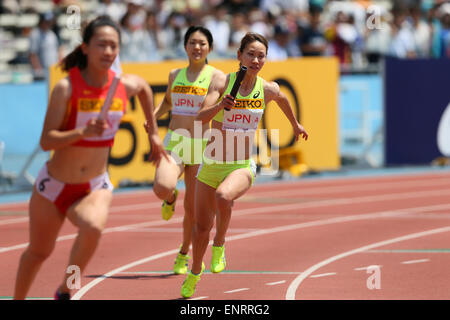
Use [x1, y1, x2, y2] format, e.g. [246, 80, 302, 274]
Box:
[35, 164, 113, 214]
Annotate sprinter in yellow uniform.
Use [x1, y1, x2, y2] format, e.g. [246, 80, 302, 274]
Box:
[181, 32, 309, 298]
[149, 26, 224, 275]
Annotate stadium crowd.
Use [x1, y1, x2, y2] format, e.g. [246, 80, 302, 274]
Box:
[0, 0, 449, 81]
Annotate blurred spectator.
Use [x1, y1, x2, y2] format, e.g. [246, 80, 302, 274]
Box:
[95, 0, 127, 23]
[325, 11, 358, 65]
[29, 12, 62, 80]
[409, 4, 431, 57]
[267, 23, 290, 60]
[437, 2, 450, 58]
[120, 10, 154, 61]
[204, 3, 230, 57]
[229, 12, 250, 52]
[142, 10, 163, 61]
[298, 4, 328, 57]
[388, 3, 416, 58]
[159, 11, 188, 59]
[364, 7, 392, 65]
[124, 0, 146, 31]
[249, 7, 270, 38]
[223, 0, 256, 15]
[260, 0, 309, 18]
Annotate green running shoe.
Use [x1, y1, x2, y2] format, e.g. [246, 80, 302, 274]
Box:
[181, 262, 205, 299]
[161, 189, 178, 221]
[173, 251, 190, 275]
[211, 245, 226, 273]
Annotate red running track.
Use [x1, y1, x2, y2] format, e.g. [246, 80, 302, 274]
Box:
[1, 170, 450, 300]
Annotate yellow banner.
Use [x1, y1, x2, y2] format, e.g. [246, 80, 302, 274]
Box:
[49, 58, 340, 186]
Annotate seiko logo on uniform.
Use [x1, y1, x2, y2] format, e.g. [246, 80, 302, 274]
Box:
[172, 86, 207, 95]
[233, 99, 264, 109]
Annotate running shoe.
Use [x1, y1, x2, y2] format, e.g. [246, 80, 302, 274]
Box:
[181, 262, 205, 299]
[161, 189, 178, 221]
[54, 289, 70, 300]
[211, 245, 226, 273]
[173, 250, 190, 275]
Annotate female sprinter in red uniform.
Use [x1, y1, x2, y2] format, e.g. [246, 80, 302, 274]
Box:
[13, 15, 167, 300]
[181, 32, 308, 298]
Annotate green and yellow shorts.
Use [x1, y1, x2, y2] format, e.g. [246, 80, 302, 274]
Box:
[163, 129, 208, 166]
[196, 157, 257, 189]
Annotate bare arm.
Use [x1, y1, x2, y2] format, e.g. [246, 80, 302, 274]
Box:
[265, 80, 308, 141]
[40, 78, 107, 151]
[154, 69, 178, 119]
[122, 74, 158, 134]
[196, 70, 230, 124]
[122, 73, 169, 163]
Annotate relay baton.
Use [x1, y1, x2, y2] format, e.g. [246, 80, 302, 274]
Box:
[225, 65, 247, 111]
[98, 56, 122, 121]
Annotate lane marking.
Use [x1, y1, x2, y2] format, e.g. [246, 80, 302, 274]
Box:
[190, 296, 208, 300]
[6, 189, 450, 255]
[354, 265, 383, 271]
[401, 259, 430, 265]
[2, 175, 450, 226]
[367, 249, 450, 253]
[286, 226, 450, 300]
[224, 288, 250, 294]
[243, 177, 450, 199]
[73, 202, 450, 300]
[309, 272, 337, 278]
[266, 280, 286, 286]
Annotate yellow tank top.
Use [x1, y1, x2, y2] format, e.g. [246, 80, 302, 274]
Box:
[213, 72, 265, 131]
[171, 65, 214, 116]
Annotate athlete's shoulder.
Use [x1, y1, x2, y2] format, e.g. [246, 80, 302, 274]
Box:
[52, 76, 72, 99]
[263, 79, 280, 102]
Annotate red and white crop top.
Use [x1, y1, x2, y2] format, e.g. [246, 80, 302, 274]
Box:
[62, 67, 127, 147]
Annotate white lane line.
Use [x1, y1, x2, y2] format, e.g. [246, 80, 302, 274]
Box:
[309, 272, 337, 278]
[190, 296, 209, 300]
[245, 177, 450, 199]
[224, 288, 250, 294]
[266, 280, 286, 286]
[124, 227, 260, 233]
[401, 259, 430, 265]
[6, 189, 450, 255]
[73, 202, 450, 300]
[2, 175, 450, 226]
[0, 217, 28, 226]
[354, 265, 383, 271]
[286, 226, 450, 300]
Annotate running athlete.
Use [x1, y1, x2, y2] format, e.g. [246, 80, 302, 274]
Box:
[148, 26, 225, 275]
[181, 32, 309, 298]
[13, 16, 166, 300]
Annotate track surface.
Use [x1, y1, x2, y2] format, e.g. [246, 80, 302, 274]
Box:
[1, 170, 450, 300]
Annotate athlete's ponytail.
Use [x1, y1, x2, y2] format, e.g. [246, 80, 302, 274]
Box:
[60, 15, 121, 72]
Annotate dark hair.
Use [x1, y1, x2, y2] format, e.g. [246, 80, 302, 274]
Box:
[184, 25, 213, 49]
[60, 15, 121, 72]
[238, 32, 268, 54]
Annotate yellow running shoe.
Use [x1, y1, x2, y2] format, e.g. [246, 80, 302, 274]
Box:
[161, 189, 178, 221]
[181, 262, 205, 299]
[173, 251, 190, 275]
[211, 245, 226, 273]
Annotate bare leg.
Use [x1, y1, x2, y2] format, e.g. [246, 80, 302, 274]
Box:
[179, 164, 199, 255]
[14, 190, 65, 300]
[153, 153, 183, 203]
[214, 169, 252, 247]
[191, 180, 216, 274]
[58, 189, 112, 294]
